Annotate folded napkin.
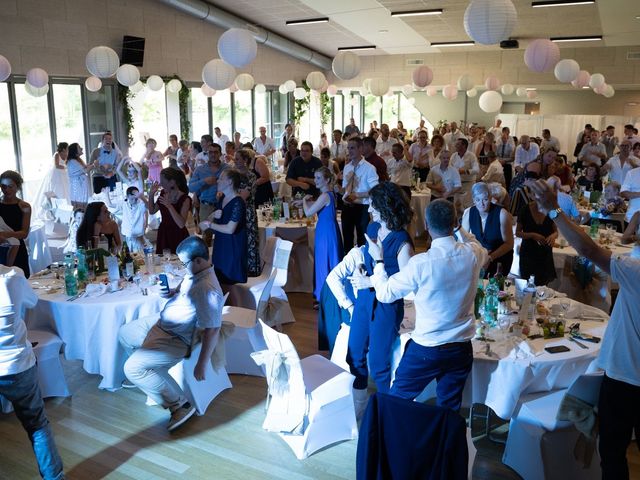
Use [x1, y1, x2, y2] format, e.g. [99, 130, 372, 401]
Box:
[507, 339, 542, 360]
[85, 283, 108, 298]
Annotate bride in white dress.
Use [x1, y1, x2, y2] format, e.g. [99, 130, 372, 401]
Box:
[32, 142, 71, 220]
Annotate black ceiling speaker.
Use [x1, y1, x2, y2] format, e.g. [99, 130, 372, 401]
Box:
[121, 36, 145, 67]
[500, 39, 519, 49]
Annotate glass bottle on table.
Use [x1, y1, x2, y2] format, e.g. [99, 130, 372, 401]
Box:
[484, 277, 499, 327]
[474, 270, 485, 320]
[76, 247, 88, 288]
[63, 253, 78, 297]
[493, 262, 505, 291]
[121, 240, 134, 280]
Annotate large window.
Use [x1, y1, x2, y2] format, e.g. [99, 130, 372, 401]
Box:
[364, 95, 381, 132]
[14, 83, 53, 199]
[128, 85, 167, 159]
[211, 89, 232, 139]
[333, 95, 343, 132]
[399, 95, 430, 136]
[86, 86, 115, 152]
[189, 87, 210, 139]
[0, 83, 16, 173]
[382, 94, 398, 128]
[52, 84, 85, 147]
[254, 90, 271, 137]
[344, 93, 361, 132]
[233, 90, 253, 143]
[272, 91, 289, 149]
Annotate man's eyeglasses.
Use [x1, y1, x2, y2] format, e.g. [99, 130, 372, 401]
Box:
[180, 258, 193, 268]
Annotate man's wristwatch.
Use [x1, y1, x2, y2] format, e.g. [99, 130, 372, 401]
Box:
[375, 260, 384, 264]
[548, 207, 563, 220]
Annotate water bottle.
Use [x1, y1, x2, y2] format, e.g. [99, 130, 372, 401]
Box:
[64, 253, 78, 297]
[525, 275, 537, 322]
[143, 246, 155, 274]
[76, 247, 88, 288]
[484, 277, 499, 327]
[474, 273, 485, 320]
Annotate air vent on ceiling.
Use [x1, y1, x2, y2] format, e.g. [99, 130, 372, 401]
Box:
[406, 59, 425, 66]
[627, 51, 640, 60]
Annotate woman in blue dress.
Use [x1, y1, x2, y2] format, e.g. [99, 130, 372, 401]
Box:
[347, 182, 414, 408]
[208, 169, 248, 285]
[301, 167, 344, 305]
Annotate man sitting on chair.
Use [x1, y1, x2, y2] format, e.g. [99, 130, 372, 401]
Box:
[119, 236, 223, 431]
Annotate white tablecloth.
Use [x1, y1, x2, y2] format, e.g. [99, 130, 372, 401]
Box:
[28, 222, 52, 274]
[26, 275, 167, 390]
[409, 191, 431, 238]
[398, 293, 608, 420]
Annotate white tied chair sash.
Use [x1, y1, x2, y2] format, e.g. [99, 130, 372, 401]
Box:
[211, 321, 235, 371]
[557, 393, 598, 468]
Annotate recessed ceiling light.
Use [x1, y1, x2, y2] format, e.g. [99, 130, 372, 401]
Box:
[532, 0, 595, 6]
[338, 45, 377, 51]
[390, 9, 443, 17]
[550, 35, 602, 42]
[582, 86, 590, 89]
[636, 15, 640, 19]
[627, 102, 638, 106]
[286, 17, 329, 26]
[431, 41, 475, 47]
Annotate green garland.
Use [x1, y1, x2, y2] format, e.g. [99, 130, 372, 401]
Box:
[117, 84, 136, 146]
[320, 91, 331, 130]
[293, 80, 310, 136]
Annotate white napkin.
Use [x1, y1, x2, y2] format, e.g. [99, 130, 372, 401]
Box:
[85, 283, 108, 298]
[507, 339, 542, 360]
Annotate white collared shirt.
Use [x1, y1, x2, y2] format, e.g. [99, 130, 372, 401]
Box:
[426, 164, 462, 197]
[409, 142, 432, 166]
[371, 234, 488, 346]
[541, 136, 561, 152]
[605, 155, 639, 185]
[578, 142, 606, 166]
[0, 266, 38, 376]
[443, 130, 467, 151]
[482, 159, 504, 183]
[375, 136, 399, 160]
[496, 137, 516, 161]
[253, 136, 275, 156]
[331, 140, 348, 160]
[214, 134, 230, 149]
[515, 143, 540, 169]
[326, 246, 365, 309]
[621, 166, 640, 222]
[342, 158, 379, 205]
[451, 150, 480, 183]
[386, 155, 413, 187]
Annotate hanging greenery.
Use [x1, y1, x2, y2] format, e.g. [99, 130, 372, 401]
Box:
[117, 84, 136, 146]
[320, 91, 331, 132]
[293, 80, 310, 136]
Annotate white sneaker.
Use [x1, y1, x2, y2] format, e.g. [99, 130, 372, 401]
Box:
[167, 402, 196, 432]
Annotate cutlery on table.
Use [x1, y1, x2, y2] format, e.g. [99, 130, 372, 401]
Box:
[568, 336, 589, 349]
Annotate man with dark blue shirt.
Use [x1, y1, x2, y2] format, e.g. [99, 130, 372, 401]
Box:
[286, 141, 322, 197]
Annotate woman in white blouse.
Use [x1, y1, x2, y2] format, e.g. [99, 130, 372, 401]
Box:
[66, 143, 92, 209]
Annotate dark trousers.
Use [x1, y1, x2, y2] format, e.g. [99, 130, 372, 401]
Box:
[0, 365, 64, 479]
[390, 340, 473, 412]
[598, 374, 640, 479]
[93, 175, 117, 194]
[341, 203, 369, 253]
[504, 163, 513, 192]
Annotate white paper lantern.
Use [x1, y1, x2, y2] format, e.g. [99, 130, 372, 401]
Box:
[442, 84, 458, 100]
[457, 74, 474, 91]
[116, 64, 140, 87]
[84, 76, 102, 92]
[467, 88, 478, 97]
[401, 84, 413, 96]
[603, 85, 615, 98]
[201, 83, 216, 97]
[412, 66, 434, 88]
[146, 75, 164, 91]
[332, 51, 361, 80]
[571, 70, 591, 88]
[235, 73, 254, 91]
[357, 87, 367, 97]
[0, 55, 11, 82]
[202, 59, 237, 90]
[293, 87, 307, 100]
[326, 84, 338, 96]
[526, 90, 538, 99]
[167, 78, 183, 93]
[24, 81, 49, 97]
[524, 39, 560, 73]
[130, 81, 144, 93]
[85, 46, 119, 78]
[342, 88, 351, 96]
[306, 71, 326, 91]
[426, 86, 438, 97]
[464, 0, 517, 46]
[485, 75, 501, 91]
[320, 80, 329, 93]
[217, 28, 257, 69]
[284, 80, 297, 92]
[278, 84, 287, 95]
[589, 73, 605, 89]
[26, 68, 48, 89]
[479, 90, 503, 112]
[349, 96, 358, 106]
[369, 78, 389, 97]
[516, 87, 527, 97]
[554, 59, 580, 83]
[254, 83, 266, 94]
[501, 84, 514, 95]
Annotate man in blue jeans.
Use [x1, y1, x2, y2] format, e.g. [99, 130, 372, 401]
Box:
[0, 265, 64, 479]
[367, 199, 487, 411]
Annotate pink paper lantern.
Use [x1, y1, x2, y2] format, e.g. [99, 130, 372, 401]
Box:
[524, 39, 560, 73]
[572, 70, 591, 88]
[485, 75, 501, 91]
[442, 84, 458, 100]
[426, 86, 438, 97]
[412, 66, 433, 88]
[526, 90, 538, 99]
[594, 83, 608, 95]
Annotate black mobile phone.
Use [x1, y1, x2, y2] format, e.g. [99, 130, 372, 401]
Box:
[544, 345, 570, 354]
[158, 273, 169, 293]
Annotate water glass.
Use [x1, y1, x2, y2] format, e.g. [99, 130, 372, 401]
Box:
[162, 248, 171, 259]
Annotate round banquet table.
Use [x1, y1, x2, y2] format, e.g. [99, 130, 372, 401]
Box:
[409, 190, 431, 238]
[395, 289, 608, 420]
[28, 221, 53, 275]
[26, 273, 169, 390]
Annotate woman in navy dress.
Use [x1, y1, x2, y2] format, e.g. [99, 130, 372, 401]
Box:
[347, 182, 414, 397]
[301, 167, 344, 304]
[0, 171, 32, 277]
[462, 182, 514, 277]
[208, 169, 248, 285]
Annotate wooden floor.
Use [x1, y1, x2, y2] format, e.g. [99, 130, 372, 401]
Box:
[1, 294, 639, 479]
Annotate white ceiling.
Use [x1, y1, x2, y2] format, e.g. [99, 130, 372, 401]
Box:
[208, 0, 640, 55]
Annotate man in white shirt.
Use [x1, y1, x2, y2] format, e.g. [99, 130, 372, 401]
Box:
[0, 265, 65, 479]
[387, 143, 413, 198]
[411, 119, 429, 141]
[375, 123, 398, 161]
[330, 129, 348, 167]
[481, 151, 505, 185]
[213, 127, 230, 150]
[341, 137, 379, 252]
[529, 179, 640, 480]
[451, 138, 479, 208]
[623, 124, 640, 147]
[514, 135, 540, 174]
[576, 124, 594, 145]
[252, 126, 275, 158]
[602, 140, 639, 185]
[443, 122, 466, 151]
[426, 150, 462, 202]
[601, 125, 618, 158]
[621, 165, 640, 223]
[578, 130, 607, 167]
[488, 118, 502, 138]
[195, 134, 213, 166]
[119, 236, 224, 432]
[540, 129, 561, 153]
[496, 127, 516, 189]
[367, 199, 488, 411]
[407, 130, 431, 174]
